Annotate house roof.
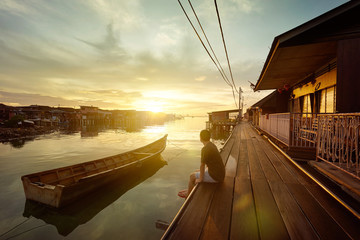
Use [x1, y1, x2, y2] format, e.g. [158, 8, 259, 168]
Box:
[254, 0, 360, 91]
[208, 109, 240, 115]
[251, 90, 277, 108]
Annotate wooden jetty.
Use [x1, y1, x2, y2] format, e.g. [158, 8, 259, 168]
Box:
[162, 122, 360, 239]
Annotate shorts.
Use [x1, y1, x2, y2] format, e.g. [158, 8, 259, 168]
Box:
[195, 169, 218, 183]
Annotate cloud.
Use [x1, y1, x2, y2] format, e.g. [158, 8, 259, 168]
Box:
[0, 90, 142, 109]
[153, 22, 182, 50]
[154, 33, 176, 46]
[0, 0, 274, 115]
[0, 90, 81, 107]
[77, 23, 127, 60]
[0, 0, 34, 15]
[84, 0, 145, 31]
[136, 77, 149, 81]
[195, 76, 206, 82]
[0, 85, 241, 115]
[230, 0, 261, 14]
[83, 89, 142, 99]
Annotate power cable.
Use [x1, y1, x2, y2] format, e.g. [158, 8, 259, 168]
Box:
[214, 0, 238, 94]
[178, 0, 238, 108]
[187, 0, 232, 87]
[177, 0, 233, 89]
[187, 0, 238, 108]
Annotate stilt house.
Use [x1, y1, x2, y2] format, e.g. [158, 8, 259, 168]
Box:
[253, 0, 360, 178]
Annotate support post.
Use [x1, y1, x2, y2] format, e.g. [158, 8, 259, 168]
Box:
[239, 87, 243, 120]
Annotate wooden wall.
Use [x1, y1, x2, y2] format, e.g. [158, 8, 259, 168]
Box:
[211, 112, 229, 122]
[260, 91, 290, 114]
[337, 38, 360, 113]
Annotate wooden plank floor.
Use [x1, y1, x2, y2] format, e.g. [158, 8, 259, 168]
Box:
[162, 122, 360, 240]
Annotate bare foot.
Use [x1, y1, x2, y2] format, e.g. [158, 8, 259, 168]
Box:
[177, 189, 188, 198]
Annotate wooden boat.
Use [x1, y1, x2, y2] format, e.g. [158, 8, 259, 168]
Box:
[21, 134, 167, 208]
[23, 156, 167, 236]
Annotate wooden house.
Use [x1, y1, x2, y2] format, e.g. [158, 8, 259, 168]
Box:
[0, 104, 16, 122]
[206, 109, 240, 139]
[253, 0, 360, 177]
[249, 90, 290, 127]
[80, 106, 99, 126]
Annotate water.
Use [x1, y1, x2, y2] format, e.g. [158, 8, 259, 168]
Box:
[0, 117, 225, 240]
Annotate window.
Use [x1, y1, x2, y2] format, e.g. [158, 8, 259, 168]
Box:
[292, 86, 336, 114]
[302, 94, 312, 116]
[319, 86, 336, 113]
[292, 98, 301, 113]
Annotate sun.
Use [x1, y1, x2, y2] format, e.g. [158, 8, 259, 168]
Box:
[143, 101, 164, 113]
[146, 105, 163, 113]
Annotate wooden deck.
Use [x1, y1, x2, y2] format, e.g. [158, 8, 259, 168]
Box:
[162, 122, 360, 240]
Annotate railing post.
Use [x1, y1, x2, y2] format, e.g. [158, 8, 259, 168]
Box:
[356, 117, 359, 176]
[289, 113, 292, 147]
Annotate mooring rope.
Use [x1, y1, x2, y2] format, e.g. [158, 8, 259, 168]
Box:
[167, 139, 186, 150]
[4, 223, 48, 240]
[0, 217, 33, 238]
[165, 139, 187, 162]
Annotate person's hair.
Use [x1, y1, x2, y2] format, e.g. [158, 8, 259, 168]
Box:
[200, 129, 211, 141]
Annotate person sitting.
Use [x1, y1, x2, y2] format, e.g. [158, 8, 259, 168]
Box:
[178, 129, 225, 198]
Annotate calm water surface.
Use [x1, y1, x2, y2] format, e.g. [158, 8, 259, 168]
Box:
[0, 117, 225, 240]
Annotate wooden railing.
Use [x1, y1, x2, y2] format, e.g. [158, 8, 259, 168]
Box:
[259, 113, 290, 146]
[316, 113, 360, 178]
[258, 112, 360, 178]
[291, 113, 319, 148]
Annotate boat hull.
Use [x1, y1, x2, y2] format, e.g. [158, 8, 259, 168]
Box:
[21, 134, 167, 208]
[23, 156, 167, 236]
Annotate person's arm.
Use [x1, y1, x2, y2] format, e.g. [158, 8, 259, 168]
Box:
[196, 162, 205, 183]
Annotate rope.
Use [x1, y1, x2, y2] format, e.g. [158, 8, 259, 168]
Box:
[167, 139, 186, 150]
[0, 217, 32, 238]
[4, 223, 47, 240]
[165, 139, 187, 161]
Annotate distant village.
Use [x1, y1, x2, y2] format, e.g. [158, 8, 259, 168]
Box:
[0, 103, 182, 140]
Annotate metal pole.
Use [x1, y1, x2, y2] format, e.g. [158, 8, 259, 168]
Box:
[239, 87, 243, 120]
[238, 87, 241, 120]
[242, 96, 244, 112]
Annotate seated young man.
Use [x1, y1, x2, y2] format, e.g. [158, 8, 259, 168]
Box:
[178, 129, 225, 198]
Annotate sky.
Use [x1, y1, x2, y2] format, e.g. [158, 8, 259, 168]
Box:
[0, 0, 348, 115]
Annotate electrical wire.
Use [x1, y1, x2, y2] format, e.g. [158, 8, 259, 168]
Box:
[177, 0, 232, 89]
[214, 0, 238, 94]
[187, 0, 232, 87]
[187, 0, 239, 108]
[177, 0, 239, 108]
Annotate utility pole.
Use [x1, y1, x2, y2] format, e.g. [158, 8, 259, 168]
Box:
[239, 87, 243, 121]
[242, 96, 244, 112]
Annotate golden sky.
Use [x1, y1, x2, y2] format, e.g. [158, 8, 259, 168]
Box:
[0, 0, 347, 115]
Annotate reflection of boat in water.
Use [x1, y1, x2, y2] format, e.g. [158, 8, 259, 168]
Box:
[23, 156, 167, 236]
[21, 135, 167, 208]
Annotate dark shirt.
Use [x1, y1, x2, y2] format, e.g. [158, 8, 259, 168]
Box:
[201, 142, 225, 182]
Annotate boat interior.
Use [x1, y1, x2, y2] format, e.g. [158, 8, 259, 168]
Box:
[24, 140, 164, 187]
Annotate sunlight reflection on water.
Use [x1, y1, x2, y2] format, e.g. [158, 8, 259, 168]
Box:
[0, 116, 228, 240]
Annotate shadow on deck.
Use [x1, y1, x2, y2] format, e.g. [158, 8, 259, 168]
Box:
[162, 122, 360, 240]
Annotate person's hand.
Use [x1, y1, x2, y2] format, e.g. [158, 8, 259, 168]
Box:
[195, 179, 202, 184]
